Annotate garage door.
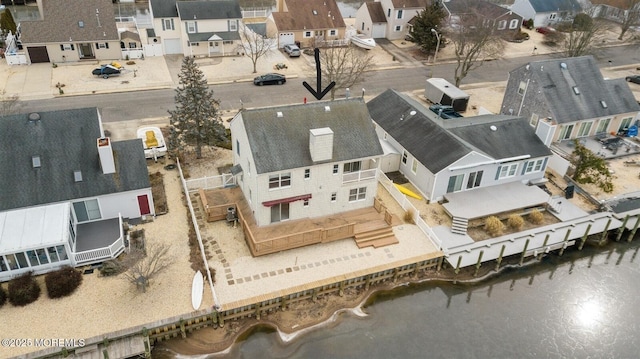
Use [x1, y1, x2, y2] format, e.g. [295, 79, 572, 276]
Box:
[278, 33, 294, 48]
[164, 38, 182, 54]
[27, 46, 50, 63]
[372, 25, 386, 39]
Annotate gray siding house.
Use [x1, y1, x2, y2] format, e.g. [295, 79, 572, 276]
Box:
[500, 56, 640, 145]
[230, 99, 383, 227]
[511, 0, 582, 27]
[369, 89, 552, 202]
[0, 108, 153, 282]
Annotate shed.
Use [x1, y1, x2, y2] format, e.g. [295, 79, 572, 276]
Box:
[424, 78, 470, 112]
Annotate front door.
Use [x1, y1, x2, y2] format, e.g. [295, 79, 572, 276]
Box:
[138, 195, 151, 215]
[79, 43, 94, 59]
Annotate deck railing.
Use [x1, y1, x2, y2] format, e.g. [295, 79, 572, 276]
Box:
[343, 168, 377, 184]
[185, 173, 236, 192]
[73, 215, 125, 265]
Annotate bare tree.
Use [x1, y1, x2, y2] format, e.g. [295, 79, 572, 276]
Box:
[563, 17, 612, 57]
[616, 0, 640, 40]
[0, 90, 21, 116]
[316, 45, 373, 100]
[239, 23, 277, 73]
[448, 10, 505, 87]
[120, 243, 174, 293]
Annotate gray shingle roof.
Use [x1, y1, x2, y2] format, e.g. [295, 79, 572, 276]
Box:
[445, 115, 552, 160]
[240, 99, 383, 174]
[368, 90, 550, 174]
[511, 56, 640, 123]
[528, 0, 582, 12]
[0, 108, 150, 212]
[368, 89, 471, 173]
[19, 0, 119, 43]
[177, 0, 242, 20]
[150, 0, 179, 18]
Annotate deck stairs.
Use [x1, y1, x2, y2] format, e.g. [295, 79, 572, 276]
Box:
[451, 216, 469, 235]
[354, 220, 398, 248]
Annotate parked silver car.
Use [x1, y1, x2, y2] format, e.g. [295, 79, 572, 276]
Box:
[283, 44, 301, 57]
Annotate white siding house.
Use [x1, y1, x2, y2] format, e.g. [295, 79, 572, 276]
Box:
[230, 99, 383, 227]
[511, 0, 583, 27]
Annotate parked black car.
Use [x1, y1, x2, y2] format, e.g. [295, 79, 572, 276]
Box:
[253, 73, 286, 86]
[92, 64, 122, 79]
[626, 75, 640, 84]
[429, 104, 463, 119]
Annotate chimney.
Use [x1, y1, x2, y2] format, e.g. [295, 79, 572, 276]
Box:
[309, 127, 333, 163]
[277, 0, 284, 13]
[97, 137, 116, 174]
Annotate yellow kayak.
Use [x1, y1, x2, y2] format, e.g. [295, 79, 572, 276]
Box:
[394, 183, 422, 200]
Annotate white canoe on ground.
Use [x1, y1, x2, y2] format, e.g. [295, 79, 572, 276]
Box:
[192, 270, 204, 310]
[350, 35, 376, 50]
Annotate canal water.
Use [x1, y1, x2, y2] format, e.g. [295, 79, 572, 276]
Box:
[156, 239, 640, 358]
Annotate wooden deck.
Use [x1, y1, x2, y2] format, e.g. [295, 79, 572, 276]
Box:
[200, 187, 401, 256]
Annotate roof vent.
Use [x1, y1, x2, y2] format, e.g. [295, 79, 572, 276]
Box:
[572, 86, 580, 95]
[560, 62, 567, 70]
[324, 106, 331, 112]
[277, 111, 283, 118]
[600, 100, 608, 108]
[410, 110, 416, 116]
[540, 65, 544, 72]
[74, 170, 83, 182]
[28, 113, 40, 122]
[32, 155, 41, 168]
[525, 64, 530, 70]
[313, 9, 318, 15]
[490, 125, 498, 131]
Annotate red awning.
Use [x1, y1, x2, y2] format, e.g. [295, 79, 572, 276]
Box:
[262, 194, 312, 207]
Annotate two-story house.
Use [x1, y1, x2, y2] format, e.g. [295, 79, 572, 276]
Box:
[369, 89, 552, 203]
[0, 108, 154, 282]
[150, 0, 242, 57]
[230, 99, 383, 227]
[511, 0, 583, 27]
[355, 0, 428, 41]
[268, 0, 347, 48]
[443, 0, 523, 37]
[500, 56, 640, 145]
[18, 0, 121, 63]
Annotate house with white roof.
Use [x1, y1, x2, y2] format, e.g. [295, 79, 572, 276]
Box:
[0, 108, 153, 282]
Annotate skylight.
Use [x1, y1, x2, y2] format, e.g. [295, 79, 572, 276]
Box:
[74, 170, 83, 182]
[600, 100, 608, 109]
[32, 155, 41, 168]
[572, 86, 580, 95]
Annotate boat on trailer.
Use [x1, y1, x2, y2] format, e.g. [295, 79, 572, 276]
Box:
[350, 34, 376, 50]
[136, 126, 167, 161]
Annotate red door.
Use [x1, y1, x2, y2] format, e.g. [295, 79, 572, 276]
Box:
[138, 195, 151, 215]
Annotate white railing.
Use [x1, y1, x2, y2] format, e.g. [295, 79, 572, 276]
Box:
[377, 169, 443, 251]
[185, 173, 236, 192]
[122, 48, 145, 59]
[73, 215, 125, 265]
[242, 9, 269, 18]
[343, 168, 377, 184]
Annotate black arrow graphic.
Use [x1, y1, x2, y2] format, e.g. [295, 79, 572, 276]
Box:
[303, 48, 335, 101]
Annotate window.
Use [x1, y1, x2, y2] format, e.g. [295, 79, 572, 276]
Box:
[304, 168, 310, 179]
[268, 173, 291, 189]
[27, 250, 39, 266]
[236, 140, 240, 155]
[333, 164, 339, 174]
[303, 199, 309, 207]
[96, 43, 108, 49]
[331, 192, 337, 202]
[411, 159, 418, 174]
[163, 19, 174, 31]
[394, 25, 402, 32]
[518, 81, 527, 95]
[497, 163, 518, 179]
[530, 114, 539, 127]
[5, 254, 18, 270]
[397, 9, 403, 19]
[349, 187, 367, 202]
[577, 121, 592, 137]
[129, 42, 137, 48]
[466, 171, 483, 189]
[509, 19, 519, 29]
[270, 203, 290, 223]
[558, 124, 574, 140]
[73, 199, 101, 222]
[229, 20, 237, 31]
[387, 8, 391, 17]
[0, 256, 6, 272]
[343, 161, 361, 173]
[304, 31, 312, 38]
[14, 252, 28, 269]
[187, 21, 197, 33]
[497, 20, 507, 30]
[223, 40, 234, 45]
[57, 245, 68, 261]
[47, 247, 60, 263]
[524, 159, 545, 174]
[402, 150, 408, 164]
[596, 118, 611, 134]
[447, 174, 464, 193]
[619, 117, 633, 133]
[60, 44, 74, 51]
[188, 42, 200, 47]
[329, 29, 337, 36]
[549, 13, 557, 20]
